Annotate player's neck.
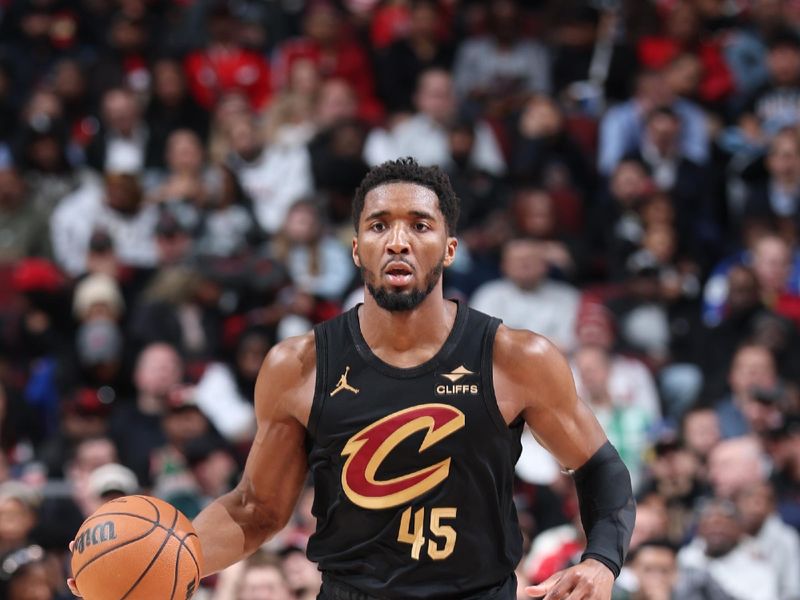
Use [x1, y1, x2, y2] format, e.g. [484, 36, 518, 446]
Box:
[358, 290, 456, 363]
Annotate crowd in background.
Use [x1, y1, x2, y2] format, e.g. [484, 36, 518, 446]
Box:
[0, 0, 799, 598]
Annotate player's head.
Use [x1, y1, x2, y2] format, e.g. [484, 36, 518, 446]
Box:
[352, 157, 459, 311]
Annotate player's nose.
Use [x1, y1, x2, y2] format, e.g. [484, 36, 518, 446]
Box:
[385, 225, 410, 254]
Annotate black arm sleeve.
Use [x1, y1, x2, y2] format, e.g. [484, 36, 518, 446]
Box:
[572, 441, 635, 578]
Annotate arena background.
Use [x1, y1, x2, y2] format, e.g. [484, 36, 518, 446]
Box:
[0, 1, 799, 599]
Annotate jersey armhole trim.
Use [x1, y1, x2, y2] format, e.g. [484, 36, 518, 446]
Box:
[480, 317, 511, 436]
[307, 325, 327, 438]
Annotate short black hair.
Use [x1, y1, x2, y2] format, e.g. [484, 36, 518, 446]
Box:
[352, 157, 460, 235]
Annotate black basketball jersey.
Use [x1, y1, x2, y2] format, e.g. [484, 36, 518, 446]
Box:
[306, 300, 524, 600]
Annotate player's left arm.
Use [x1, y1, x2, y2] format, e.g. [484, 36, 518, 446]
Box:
[493, 327, 635, 600]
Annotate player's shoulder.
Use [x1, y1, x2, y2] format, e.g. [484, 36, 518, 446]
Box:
[493, 323, 564, 372]
[262, 330, 317, 378]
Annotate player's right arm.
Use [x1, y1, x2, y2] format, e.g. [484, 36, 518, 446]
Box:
[66, 335, 314, 597]
[191, 333, 314, 576]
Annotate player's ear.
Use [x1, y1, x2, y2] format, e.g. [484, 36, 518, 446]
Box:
[352, 237, 361, 267]
[443, 236, 458, 267]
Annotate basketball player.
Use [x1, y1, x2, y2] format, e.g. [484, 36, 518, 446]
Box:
[69, 158, 634, 599]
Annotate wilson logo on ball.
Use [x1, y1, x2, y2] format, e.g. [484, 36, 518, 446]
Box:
[75, 521, 117, 553]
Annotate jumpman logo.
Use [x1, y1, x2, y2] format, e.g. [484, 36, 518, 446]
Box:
[331, 366, 360, 396]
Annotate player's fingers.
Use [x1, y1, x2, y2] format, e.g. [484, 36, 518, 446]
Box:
[541, 571, 580, 600]
[525, 572, 564, 597]
[66, 577, 82, 597]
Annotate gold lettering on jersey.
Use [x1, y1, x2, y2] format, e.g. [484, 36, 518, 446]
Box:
[435, 384, 479, 395]
[341, 404, 466, 509]
[330, 366, 359, 396]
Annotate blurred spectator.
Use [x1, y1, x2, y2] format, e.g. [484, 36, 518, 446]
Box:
[73, 274, 125, 325]
[627, 107, 711, 251]
[0, 2, 82, 104]
[744, 128, 800, 238]
[723, 0, 783, 101]
[0, 480, 40, 555]
[0, 544, 57, 600]
[680, 405, 722, 466]
[751, 234, 800, 326]
[150, 389, 218, 513]
[511, 95, 595, 207]
[89, 12, 153, 98]
[677, 498, 778, 600]
[36, 394, 114, 482]
[638, 433, 707, 544]
[700, 265, 788, 399]
[707, 435, 769, 499]
[271, 200, 354, 302]
[194, 164, 259, 259]
[13, 118, 83, 215]
[308, 116, 370, 227]
[280, 545, 321, 600]
[48, 58, 94, 150]
[128, 267, 223, 363]
[597, 69, 709, 176]
[87, 462, 138, 503]
[85, 87, 152, 174]
[470, 238, 581, 352]
[274, 1, 381, 123]
[174, 433, 239, 517]
[375, 0, 455, 115]
[217, 549, 294, 600]
[572, 301, 661, 423]
[737, 28, 800, 142]
[192, 327, 262, 443]
[365, 68, 506, 176]
[144, 58, 210, 170]
[145, 128, 213, 221]
[50, 172, 158, 276]
[453, 0, 550, 119]
[617, 539, 732, 600]
[510, 188, 585, 282]
[0, 166, 52, 263]
[735, 480, 800, 599]
[225, 112, 313, 235]
[765, 415, 800, 531]
[573, 345, 652, 490]
[635, 0, 734, 107]
[108, 343, 183, 486]
[701, 229, 800, 327]
[184, 3, 272, 112]
[715, 343, 784, 438]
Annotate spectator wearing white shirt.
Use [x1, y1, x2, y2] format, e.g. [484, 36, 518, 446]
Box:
[225, 113, 313, 235]
[678, 498, 779, 600]
[364, 68, 506, 176]
[470, 237, 580, 352]
[735, 481, 800, 599]
[50, 172, 158, 276]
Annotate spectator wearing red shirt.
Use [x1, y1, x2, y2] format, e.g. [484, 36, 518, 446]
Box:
[273, 1, 383, 124]
[184, 4, 272, 112]
[637, 0, 734, 107]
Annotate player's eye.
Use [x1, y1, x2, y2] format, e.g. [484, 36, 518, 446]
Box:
[370, 222, 386, 232]
[414, 222, 430, 232]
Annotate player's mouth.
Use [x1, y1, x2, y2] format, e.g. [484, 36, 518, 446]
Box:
[384, 261, 414, 286]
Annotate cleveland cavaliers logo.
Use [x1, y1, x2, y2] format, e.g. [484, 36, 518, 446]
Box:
[340, 404, 466, 509]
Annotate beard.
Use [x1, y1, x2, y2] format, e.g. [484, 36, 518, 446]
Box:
[362, 258, 444, 312]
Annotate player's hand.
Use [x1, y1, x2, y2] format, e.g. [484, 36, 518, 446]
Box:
[525, 558, 614, 599]
[66, 540, 82, 598]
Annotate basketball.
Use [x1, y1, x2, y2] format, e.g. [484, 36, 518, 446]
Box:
[71, 495, 203, 600]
